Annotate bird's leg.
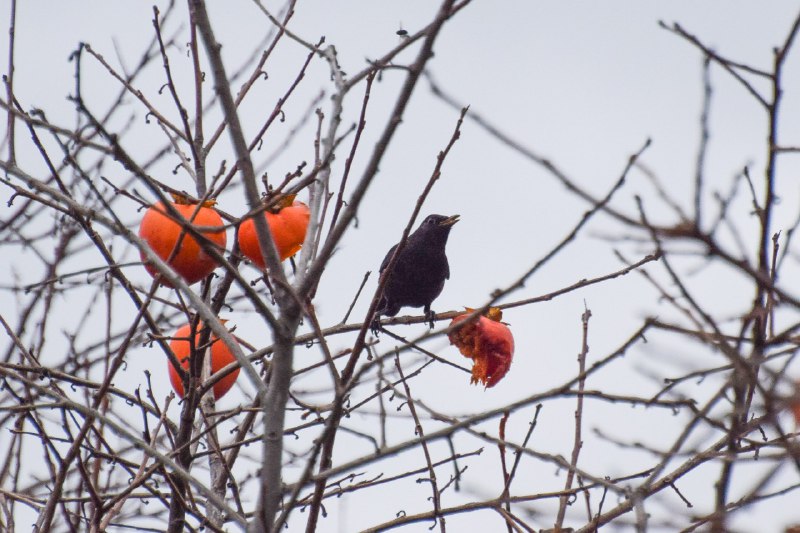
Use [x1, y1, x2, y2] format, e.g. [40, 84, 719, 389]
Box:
[424, 304, 436, 329]
[370, 315, 382, 336]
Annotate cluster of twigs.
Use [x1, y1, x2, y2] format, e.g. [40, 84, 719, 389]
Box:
[2, 1, 800, 532]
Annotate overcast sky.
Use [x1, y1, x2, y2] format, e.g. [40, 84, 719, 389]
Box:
[4, 2, 800, 531]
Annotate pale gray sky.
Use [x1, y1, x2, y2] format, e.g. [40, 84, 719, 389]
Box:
[3, 2, 800, 531]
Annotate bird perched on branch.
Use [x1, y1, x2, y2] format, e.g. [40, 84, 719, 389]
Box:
[375, 214, 460, 329]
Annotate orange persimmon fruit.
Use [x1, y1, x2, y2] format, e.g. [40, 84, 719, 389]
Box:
[790, 381, 800, 427]
[138, 194, 227, 286]
[238, 195, 310, 268]
[167, 322, 240, 400]
[448, 307, 514, 388]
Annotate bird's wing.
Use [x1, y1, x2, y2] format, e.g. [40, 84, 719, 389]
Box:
[379, 243, 399, 273]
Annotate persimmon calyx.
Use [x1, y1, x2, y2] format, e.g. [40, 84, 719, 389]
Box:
[260, 192, 298, 213]
[168, 191, 218, 208]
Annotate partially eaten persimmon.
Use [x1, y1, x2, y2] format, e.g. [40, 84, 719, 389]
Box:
[448, 307, 514, 388]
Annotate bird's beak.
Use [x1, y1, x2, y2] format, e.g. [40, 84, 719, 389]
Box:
[439, 214, 460, 227]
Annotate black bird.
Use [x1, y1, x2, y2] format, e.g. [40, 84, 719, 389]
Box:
[375, 214, 460, 328]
